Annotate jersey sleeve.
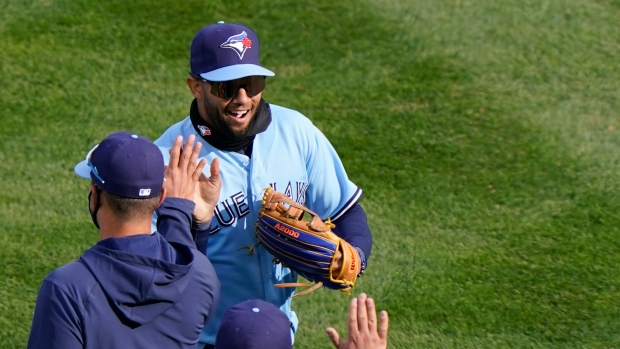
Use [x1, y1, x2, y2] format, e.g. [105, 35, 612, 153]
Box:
[28, 280, 84, 349]
[304, 124, 362, 220]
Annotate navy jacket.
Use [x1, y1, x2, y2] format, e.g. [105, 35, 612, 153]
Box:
[27, 198, 220, 349]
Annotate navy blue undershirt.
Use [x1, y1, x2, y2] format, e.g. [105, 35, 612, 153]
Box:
[332, 202, 372, 271]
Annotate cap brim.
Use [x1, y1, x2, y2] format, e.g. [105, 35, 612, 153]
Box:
[201, 64, 275, 81]
[74, 160, 91, 179]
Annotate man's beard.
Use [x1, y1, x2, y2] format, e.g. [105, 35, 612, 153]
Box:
[203, 98, 255, 140]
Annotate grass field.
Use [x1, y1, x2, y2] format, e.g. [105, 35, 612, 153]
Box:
[2, 0, 620, 348]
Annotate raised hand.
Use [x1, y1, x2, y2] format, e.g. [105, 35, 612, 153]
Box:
[325, 293, 389, 349]
[193, 157, 222, 224]
[163, 135, 206, 200]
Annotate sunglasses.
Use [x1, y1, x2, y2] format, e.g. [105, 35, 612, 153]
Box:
[191, 73, 266, 100]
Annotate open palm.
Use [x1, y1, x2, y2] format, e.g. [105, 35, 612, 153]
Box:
[193, 157, 221, 224]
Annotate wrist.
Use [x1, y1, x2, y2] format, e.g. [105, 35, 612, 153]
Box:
[192, 218, 212, 231]
[354, 247, 367, 277]
[192, 204, 216, 224]
[192, 211, 214, 224]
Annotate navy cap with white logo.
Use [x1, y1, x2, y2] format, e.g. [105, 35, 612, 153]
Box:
[74, 132, 164, 199]
[190, 21, 275, 82]
[215, 299, 292, 349]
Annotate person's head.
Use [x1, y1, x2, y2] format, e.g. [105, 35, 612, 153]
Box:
[74, 132, 165, 230]
[215, 299, 292, 349]
[187, 21, 274, 140]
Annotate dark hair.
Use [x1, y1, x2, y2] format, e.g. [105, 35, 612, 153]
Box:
[102, 190, 161, 221]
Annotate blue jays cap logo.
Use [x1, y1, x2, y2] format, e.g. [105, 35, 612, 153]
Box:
[197, 125, 212, 136]
[220, 31, 252, 60]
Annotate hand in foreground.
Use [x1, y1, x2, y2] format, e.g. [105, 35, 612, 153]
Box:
[193, 157, 221, 224]
[325, 293, 389, 349]
[163, 135, 206, 200]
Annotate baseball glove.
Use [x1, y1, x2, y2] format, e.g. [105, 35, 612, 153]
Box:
[256, 187, 361, 296]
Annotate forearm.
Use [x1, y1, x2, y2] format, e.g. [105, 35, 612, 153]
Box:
[192, 219, 212, 254]
[156, 197, 197, 247]
[332, 203, 372, 273]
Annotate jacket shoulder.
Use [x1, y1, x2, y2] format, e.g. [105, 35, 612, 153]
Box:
[45, 260, 97, 303]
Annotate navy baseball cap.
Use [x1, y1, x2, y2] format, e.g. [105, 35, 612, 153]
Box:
[190, 21, 275, 82]
[74, 132, 164, 199]
[215, 299, 292, 349]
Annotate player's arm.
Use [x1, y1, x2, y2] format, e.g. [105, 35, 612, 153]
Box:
[28, 280, 84, 349]
[300, 121, 372, 277]
[156, 198, 198, 246]
[157, 200, 213, 251]
[193, 220, 212, 254]
[331, 202, 372, 276]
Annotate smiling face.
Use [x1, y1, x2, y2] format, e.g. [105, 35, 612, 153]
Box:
[188, 76, 263, 140]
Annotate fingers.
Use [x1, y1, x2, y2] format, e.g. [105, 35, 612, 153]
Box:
[325, 328, 342, 348]
[365, 295, 378, 333]
[168, 135, 205, 177]
[209, 158, 221, 186]
[192, 158, 207, 182]
[196, 158, 221, 187]
[331, 295, 387, 349]
[187, 135, 202, 171]
[163, 135, 208, 200]
[179, 134, 196, 170]
[357, 293, 369, 333]
[347, 296, 358, 337]
[378, 310, 389, 341]
[168, 135, 183, 169]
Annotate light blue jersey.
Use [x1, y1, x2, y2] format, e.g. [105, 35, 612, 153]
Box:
[155, 104, 362, 346]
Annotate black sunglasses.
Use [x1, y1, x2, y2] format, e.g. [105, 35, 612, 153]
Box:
[191, 73, 266, 100]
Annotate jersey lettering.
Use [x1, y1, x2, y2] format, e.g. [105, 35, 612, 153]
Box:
[283, 182, 293, 199]
[296, 182, 309, 204]
[214, 200, 236, 226]
[231, 192, 250, 217]
[210, 185, 307, 236]
[209, 191, 251, 235]
[269, 181, 308, 204]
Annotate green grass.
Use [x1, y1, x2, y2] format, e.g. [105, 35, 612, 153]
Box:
[2, 0, 620, 348]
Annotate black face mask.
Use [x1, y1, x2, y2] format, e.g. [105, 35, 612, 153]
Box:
[88, 187, 102, 230]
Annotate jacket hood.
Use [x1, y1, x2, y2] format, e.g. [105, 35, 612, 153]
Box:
[80, 233, 194, 327]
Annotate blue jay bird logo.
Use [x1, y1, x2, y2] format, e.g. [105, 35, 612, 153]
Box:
[197, 125, 211, 136]
[220, 31, 253, 59]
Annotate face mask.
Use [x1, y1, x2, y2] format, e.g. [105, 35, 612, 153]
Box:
[88, 188, 102, 230]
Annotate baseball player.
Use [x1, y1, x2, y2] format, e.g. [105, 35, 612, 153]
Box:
[154, 21, 373, 348]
